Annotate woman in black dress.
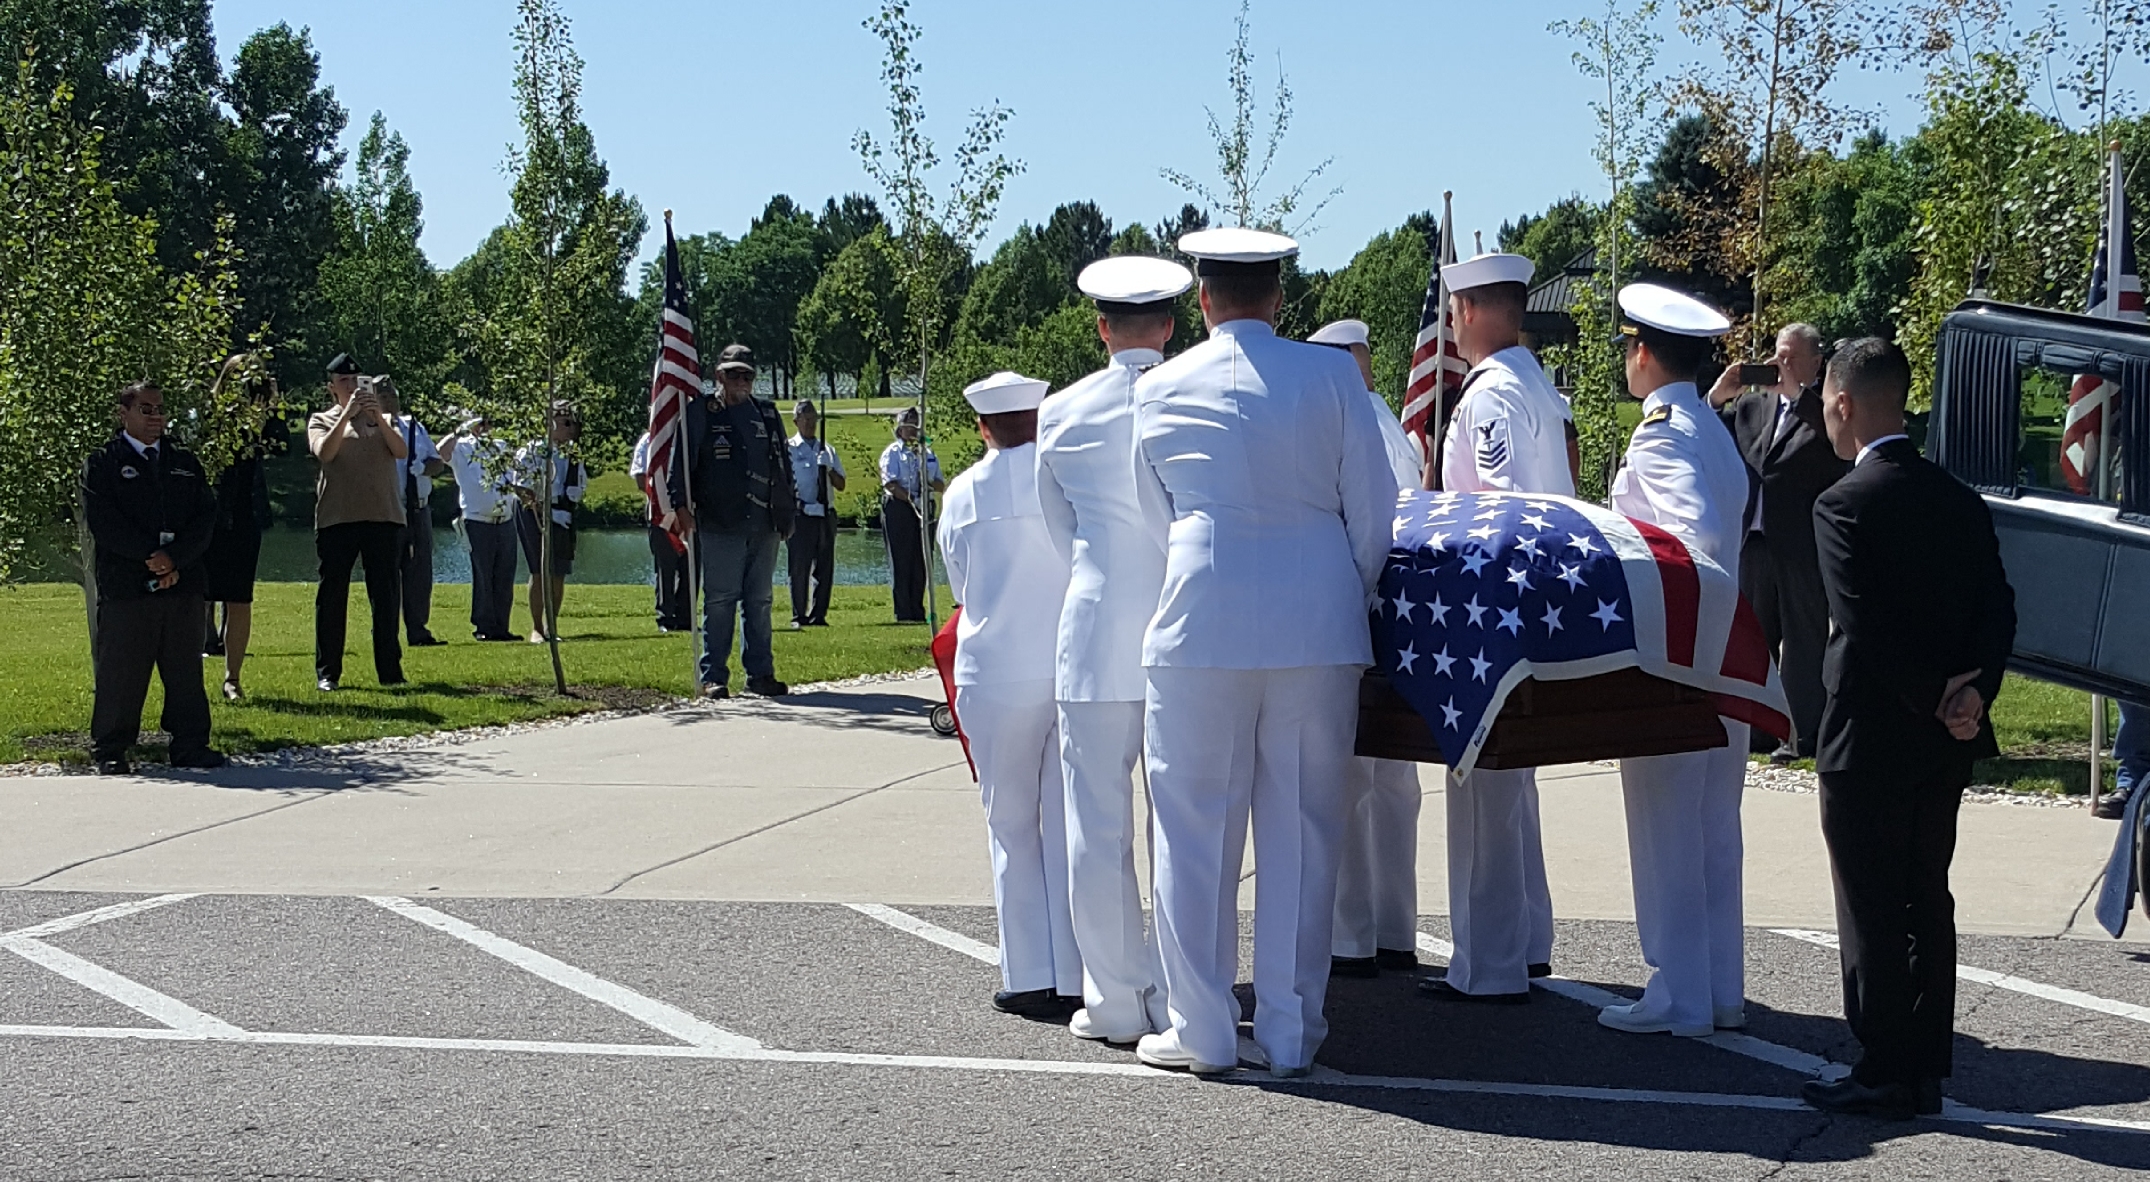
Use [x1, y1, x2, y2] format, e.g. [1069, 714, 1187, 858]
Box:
[202, 355, 285, 701]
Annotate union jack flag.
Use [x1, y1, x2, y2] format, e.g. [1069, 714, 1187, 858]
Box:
[1403, 195, 1467, 481]
[646, 218, 701, 552]
[1373, 489, 1790, 773]
[2064, 144, 2141, 495]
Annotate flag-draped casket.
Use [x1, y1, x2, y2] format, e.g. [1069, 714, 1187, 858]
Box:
[1358, 489, 1791, 773]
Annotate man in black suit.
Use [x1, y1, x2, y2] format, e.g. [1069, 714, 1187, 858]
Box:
[1800, 338, 2015, 1120]
[1708, 324, 1847, 761]
[82, 382, 227, 775]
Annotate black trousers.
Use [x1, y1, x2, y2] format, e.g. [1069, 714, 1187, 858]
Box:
[466, 519, 518, 639]
[788, 513, 837, 625]
[399, 507, 435, 643]
[91, 591, 213, 763]
[648, 524, 691, 630]
[316, 520, 405, 685]
[1741, 532, 1829, 755]
[882, 497, 927, 622]
[1818, 765, 1967, 1086]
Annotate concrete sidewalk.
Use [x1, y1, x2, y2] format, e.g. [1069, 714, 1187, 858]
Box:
[1, 675, 2132, 941]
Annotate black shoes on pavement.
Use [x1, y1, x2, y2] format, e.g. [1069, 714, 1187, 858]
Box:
[169, 750, 228, 770]
[992, 989, 1081, 1020]
[94, 758, 131, 776]
[1417, 976, 1530, 1005]
[1332, 948, 1422, 978]
[1800, 1076, 1944, 1120]
[745, 676, 789, 697]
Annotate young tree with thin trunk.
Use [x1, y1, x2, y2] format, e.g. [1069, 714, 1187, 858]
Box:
[1160, 0, 1338, 233]
[853, 0, 1020, 629]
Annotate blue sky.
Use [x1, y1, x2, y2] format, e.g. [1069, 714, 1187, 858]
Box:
[206, 0, 2100, 273]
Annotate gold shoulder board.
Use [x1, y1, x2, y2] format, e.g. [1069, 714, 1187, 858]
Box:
[1641, 406, 1673, 426]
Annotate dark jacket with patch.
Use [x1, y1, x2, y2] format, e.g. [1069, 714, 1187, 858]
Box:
[81, 433, 218, 603]
[675, 394, 796, 537]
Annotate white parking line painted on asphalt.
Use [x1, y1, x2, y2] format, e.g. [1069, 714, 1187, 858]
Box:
[0, 893, 197, 940]
[845, 902, 1001, 966]
[365, 896, 763, 1053]
[1771, 928, 2150, 1026]
[1416, 931, 1844, 1079]
[0, 937, 243, 1036]
[0, 1021, 2143, 1136]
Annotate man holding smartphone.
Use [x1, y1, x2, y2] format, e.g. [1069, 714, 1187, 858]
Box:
[1707, 323, 1846, 762]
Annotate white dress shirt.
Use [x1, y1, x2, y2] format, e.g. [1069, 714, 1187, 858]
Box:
[449, 436, 513, 524]
[1611, 381, 1751, 572]
[1134, 319, 1398, 670]
[788, 434, 847, 517]
[939, 442, 1071, 686]
[1441, 345, 1575, 497]
[1036, 348, 1169, 703]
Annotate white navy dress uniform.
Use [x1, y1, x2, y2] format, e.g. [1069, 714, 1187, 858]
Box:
[1604, 283, 1754, 1037]
[1432, 252, 1574, 998]
[938, 372, 1083, 1004]
[1133, 229, 1398, 1075]
[1036, 256, 1191, 1043]
[1308, 318, 1425, 968]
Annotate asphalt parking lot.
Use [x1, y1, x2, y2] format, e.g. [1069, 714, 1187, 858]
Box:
[2, 890, 2145, 1180]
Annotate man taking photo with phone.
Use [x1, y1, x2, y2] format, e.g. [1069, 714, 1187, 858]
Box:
[1707, 323, 1846, 763]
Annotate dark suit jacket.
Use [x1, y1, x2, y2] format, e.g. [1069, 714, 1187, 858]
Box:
[1720, 386, 1849, 572]
[1812, 438, 2016, 778]
[81, 433, 217, 603]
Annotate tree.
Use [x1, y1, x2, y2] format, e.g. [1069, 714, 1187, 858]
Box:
[219, 22, 346, 382]
[1633, 113, 1752, 314]
[1153, 202, 1210, 247]
[797, 225, 906, 401]
[1550, 0, 1661, 295]
[1161, 0, 1337, 232]
[715, 195, 821, 398]
[0, 60, 248, 655]
[817, 192, 885, 257]
[0, 0, 228, 270]
[854, 0, 1020, 626]
[1674, 0, 1893, 344]
[1317, 222, 1433, 403]
[318, 113, 444, 414]
[1502, 196, 1603, 285]
[465, 0, 647, 691]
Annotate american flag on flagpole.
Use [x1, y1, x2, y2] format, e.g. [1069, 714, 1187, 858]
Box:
[1373, 489, 1790, 774]
[2063, 143, 2141, 496]
[1403, 194, 1468, 483]
[646, 216, 700, 552]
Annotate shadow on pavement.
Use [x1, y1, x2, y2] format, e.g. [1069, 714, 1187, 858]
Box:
[1306, 969, 2150, 1169]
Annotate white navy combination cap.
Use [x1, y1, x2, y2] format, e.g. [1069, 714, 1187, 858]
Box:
[1615, 282, 1732, 342]
[1444, 251, 1535, 293]
[1178, 227, 1298, 277]
[1308, 319, 1371, 348]
[963, 371, 1050, 415]
[1078, 256, 1193, 314]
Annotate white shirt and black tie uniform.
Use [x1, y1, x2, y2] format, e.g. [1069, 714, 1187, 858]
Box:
[786, 429, 847, 626]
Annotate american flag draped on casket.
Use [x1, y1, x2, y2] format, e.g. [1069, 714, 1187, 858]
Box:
[1371, 489, 1791, 775]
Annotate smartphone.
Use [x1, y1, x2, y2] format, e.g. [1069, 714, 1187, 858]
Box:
[1739, 363, 1781, 387]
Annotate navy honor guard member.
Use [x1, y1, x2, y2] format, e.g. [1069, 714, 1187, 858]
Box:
[939, 371, 1083, 1020]
[1036, 255, 1191, 1043]
[1132, 228, 1397, 1076]
[1420, 251, 1573, 1005]
[1603, 283, 1755, 1037]
[1307, 318, 1426, 979]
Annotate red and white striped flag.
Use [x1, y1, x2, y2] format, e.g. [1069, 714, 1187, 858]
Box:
[2064, 143, 2141, 495]
[646, 216, 700, 552]
[1403, 194, 1468, 484]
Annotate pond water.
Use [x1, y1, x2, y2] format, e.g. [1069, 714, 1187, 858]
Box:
[254, 525, 945, 587]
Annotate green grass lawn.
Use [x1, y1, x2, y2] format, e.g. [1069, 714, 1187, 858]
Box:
[0, 580, 946, 766]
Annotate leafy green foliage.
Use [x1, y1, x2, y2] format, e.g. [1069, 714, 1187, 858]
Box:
[318, 113, 447, 417]
[1160, 0, 1336, 233]
[1316, 222, 1431, 405]
[0, 61, 246, 583]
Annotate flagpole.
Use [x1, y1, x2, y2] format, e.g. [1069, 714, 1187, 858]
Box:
[1429, 192, 1457, 491]
[2091, 145, 2125, 809]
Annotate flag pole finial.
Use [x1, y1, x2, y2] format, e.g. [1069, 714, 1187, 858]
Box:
[664, 208, 674, 225]
[2111, 140, 2124, 154]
